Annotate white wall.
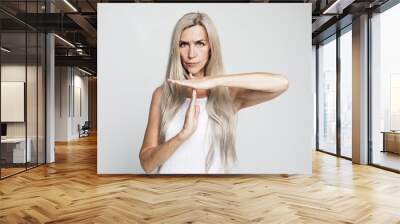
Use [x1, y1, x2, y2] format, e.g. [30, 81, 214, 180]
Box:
[1, 65, 26, 125]
[1, 65, 39, 138]
[55, 67, 89, 141]
[55, 67, 69, 141]
[98, 3, 313, 174]
[72, 72, 89, 138]
[1, 82, 24, 122]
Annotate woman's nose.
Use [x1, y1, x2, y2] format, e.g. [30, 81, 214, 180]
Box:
[188, 45, 196, 59]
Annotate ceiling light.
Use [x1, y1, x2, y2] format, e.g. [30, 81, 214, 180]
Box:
[322, 0, 341, 14]
[54, 34, 75, 48]
[78, 67, 92, 76]
[63, 0, 78, 12]
[1, 47, 11, 53]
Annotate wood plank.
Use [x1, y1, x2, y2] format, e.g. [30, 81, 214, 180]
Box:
[0, 134, 400, 223]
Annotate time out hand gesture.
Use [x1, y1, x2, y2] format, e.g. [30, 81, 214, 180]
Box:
[179, 89, 200, 140]
[168, 73, 217, 90]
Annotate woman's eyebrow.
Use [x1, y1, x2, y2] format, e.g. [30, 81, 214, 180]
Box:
[179, 39, 206, 43]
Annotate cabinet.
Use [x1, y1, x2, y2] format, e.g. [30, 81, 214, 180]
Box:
[382, 131, 400, 154]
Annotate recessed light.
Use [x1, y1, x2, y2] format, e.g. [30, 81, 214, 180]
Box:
[1, 47, 11, 53]
[54, 34, 75, 48]
[63, 0, 78, 12]
[322, 0, 348, 15]
[78, 67, 92, 76]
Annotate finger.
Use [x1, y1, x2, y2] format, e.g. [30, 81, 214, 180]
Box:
[195, 105, 200, 118]
[192, 105, 200, 127]
[168, 79, 177, 85]
[190, 89, 197, 109]
[189, 73, 193, 79]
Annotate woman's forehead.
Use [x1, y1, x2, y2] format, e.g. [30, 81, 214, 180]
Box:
[180, 25, 209, 41]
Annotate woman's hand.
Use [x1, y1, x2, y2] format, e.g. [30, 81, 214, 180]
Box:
[168, 73, 217, 90]
[178, 89, 200, 140]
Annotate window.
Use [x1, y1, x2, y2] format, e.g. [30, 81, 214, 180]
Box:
[371, 2, 400, 171]
[340, 29, 352, 158]
[318, 37, 337, 155]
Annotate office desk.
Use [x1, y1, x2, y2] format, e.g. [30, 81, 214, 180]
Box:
[1, 138, 31, 163]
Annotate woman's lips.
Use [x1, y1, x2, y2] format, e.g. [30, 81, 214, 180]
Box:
[185, 62, 198, 68]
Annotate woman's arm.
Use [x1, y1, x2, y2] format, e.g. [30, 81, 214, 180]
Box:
[168, 72, 289, 112]
[140, 132, 187, 174]
[217, 72, 289, 111]
[139, 87, 200, 173]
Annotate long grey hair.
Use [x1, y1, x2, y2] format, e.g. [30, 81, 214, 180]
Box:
[159, 12, 237, 173]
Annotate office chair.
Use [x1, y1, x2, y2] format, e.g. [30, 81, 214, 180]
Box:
[79, 121, 90, 138]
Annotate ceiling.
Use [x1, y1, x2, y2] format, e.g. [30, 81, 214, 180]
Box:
[0, 0, 392, 75]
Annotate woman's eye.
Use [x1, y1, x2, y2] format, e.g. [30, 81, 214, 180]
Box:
[196, 42, 205, 47]
[179, 43, 188, 47]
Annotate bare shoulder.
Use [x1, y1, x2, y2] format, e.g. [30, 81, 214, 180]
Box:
[153, 86, 163, 99]
[146, 85, 163, 117]
[151, 85, 163, 105]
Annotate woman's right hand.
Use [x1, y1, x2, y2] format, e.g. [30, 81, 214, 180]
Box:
[179, 89, 200, 140]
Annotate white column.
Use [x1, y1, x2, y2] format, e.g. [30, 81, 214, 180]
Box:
[46, 1, 56, 163]
[46, 33, 55, 163]
[352, 14, 369, 164]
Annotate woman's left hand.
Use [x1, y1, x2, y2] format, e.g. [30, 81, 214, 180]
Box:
[168, 75, 218, 90]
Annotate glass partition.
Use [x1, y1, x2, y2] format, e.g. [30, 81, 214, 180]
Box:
[27, 31, 38, 169]
[339, 28, 352, 158]
[1, 31, 28, 177]
[317, 36, 337, 155]
[371, 3, 400, 171]
[0, 1, 46, 179]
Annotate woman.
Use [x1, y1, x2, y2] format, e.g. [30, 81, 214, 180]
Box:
[139, 12, 288, 174]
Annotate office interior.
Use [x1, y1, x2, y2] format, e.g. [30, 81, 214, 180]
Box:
[0, 0, 400, 223]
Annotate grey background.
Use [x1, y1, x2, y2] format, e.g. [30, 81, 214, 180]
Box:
[97, 3, 313, 174]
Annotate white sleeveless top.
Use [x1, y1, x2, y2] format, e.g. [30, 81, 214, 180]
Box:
[157, 97, 223, 174]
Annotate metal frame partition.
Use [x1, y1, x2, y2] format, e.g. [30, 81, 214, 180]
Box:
[0, 0, 47, 180]
[316, 0, 400, 174]
[315, 23, 353, 161]
[367, 0, 400, 174]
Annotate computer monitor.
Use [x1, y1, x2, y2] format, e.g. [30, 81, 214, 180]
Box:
[1, 123, 7, 137]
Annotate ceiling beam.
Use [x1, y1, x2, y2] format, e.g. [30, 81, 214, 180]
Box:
[55, 55, 96, 69]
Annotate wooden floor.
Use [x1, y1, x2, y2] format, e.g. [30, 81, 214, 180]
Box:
[373, 150, 400, 171]
[0, 167, 26, 178]
[1, 135, 400, 223]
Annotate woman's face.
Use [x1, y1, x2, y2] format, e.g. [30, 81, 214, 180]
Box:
[179, 25, 210, 77]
